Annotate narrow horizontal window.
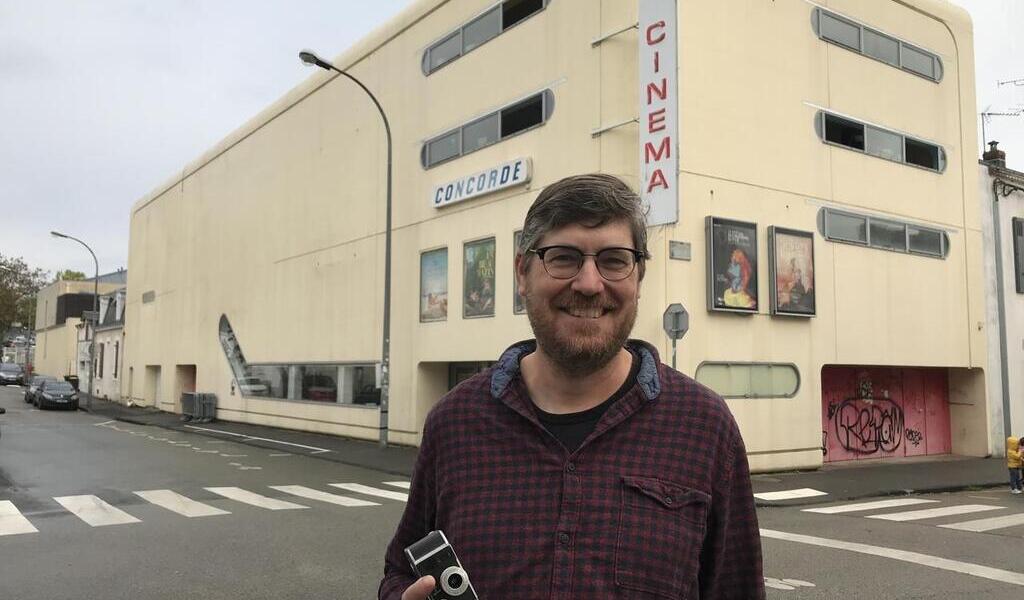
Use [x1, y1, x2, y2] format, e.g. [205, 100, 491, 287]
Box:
[900, 43, 937, 79]
[423, 0, 549, 75]
[695, 362, 800, 399]
[463, 7, 501, 53]
[863, 29, 899, 66]
[869, 220, 906, 252]
[428, 32, 462, 72]
[503, 0, 545, 29]
[462, 113, 500, 154]
[423, 90, 553, 168]
[824, 113, 865, 151]
[865, 126, 903, 162]
[908, 226, 943, 256]
[813, 8, 942, 82]
[820, 208, 948, 259]
[817, 111, 944, 173]
[427, 131, 461, 166]
[501, 94, 544, 137]
[905, 137, 941, 170]
[819, 11, 860, 51]
[826, 211, 868, 244]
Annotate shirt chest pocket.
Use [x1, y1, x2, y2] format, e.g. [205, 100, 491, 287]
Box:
[614, 475, 710, 599]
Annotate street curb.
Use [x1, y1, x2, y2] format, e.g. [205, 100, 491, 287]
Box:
[90, 407, 416, 478]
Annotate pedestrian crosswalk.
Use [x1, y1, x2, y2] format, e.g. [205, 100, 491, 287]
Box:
[0, 480, 410, 537]
[801, 496, 1024, 534]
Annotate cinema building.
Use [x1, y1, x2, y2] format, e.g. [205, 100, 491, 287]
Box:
[124, 0, 994, 471]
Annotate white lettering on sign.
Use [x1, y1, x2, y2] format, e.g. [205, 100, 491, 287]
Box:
[431, 158, 532, 208]
[639, 0, 678, 226]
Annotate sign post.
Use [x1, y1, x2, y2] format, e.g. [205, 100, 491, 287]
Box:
[662, 303, 689, 370]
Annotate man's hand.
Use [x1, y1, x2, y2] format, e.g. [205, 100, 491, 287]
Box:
[400, 575, 436, 600]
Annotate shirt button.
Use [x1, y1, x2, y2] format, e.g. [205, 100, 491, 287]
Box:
[558, 532, 571, 545]
[664, 496, 674, 505]
[566, 462, 576, 472]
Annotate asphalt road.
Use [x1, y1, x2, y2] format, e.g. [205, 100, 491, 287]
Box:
[2, 384, 1023, 599]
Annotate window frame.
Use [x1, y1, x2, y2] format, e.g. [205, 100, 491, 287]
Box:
[816, 111, 946, 173]
[812, 7, 943, 83]
[820, 207, 949, 259]
[1013, 217, 1024, 293]
[422, 89, 554, 169]
[694, 361, 801, 399]
[422, 0, 551, 75]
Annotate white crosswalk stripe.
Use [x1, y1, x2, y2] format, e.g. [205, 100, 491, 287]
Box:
[866, 504, 1005, 522]
[0, 501, 38, 536]
[54, 495, 141, 527]
[134, 490, 230, 517]
[205, 487, 308, 510]
[329, 483, 408, 502]
[383, 481, 411, 490]
[269, 485, 380, 507]
[754, 488, 828, 501]
[803, 498, 938, 514]
[939, 512, 1024, 532]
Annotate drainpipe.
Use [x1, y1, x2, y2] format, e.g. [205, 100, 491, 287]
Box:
[990, 174, 1024, 441]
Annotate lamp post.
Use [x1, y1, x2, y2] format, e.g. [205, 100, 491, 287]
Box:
[300, 49, 393, 447]
[51, 231, 98, 410]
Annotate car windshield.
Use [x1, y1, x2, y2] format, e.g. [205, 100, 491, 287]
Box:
[0, 363, 22, 373]
[45, 382, 75, 393]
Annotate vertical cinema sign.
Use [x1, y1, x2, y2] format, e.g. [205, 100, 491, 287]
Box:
[639, 0, 679, 226]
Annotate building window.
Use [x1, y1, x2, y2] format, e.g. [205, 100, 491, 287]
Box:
[113, 341, 119, 378]
[819, 208, 949, 258]
[422, 0, 549, 75]
[1014, 217, 1024, 293]
[695, 362, 800, 399]
[422, 90, 554, 168]
[817, 111, 946, 173]
[243, 364, 381, 406]
[97, 343, 105, 379]
[812, 7, 943, 82]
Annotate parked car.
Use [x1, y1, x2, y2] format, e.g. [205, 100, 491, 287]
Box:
[36, 380, 79, 410]
[0, 363, 24, 385]
[24, 375, 58, 404]
[237, 377, 270, 396]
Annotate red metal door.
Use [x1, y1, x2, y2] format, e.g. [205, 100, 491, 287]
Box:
[923, 370, 952, 455]
[901, 369, 928, 457]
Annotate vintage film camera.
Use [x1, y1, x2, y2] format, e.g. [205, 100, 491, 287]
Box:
[404, 530, 478, 600]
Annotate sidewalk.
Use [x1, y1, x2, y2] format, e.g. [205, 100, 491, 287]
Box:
[81, 397, 1009, 505]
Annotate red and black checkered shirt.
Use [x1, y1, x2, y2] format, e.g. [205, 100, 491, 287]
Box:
[379, 340, 765, 600]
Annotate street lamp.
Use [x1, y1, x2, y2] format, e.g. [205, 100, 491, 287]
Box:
[300, 49, 393, 447]
[51, 231, 98, 409]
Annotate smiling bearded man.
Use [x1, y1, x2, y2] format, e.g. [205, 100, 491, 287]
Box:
[380, 174, 765, 600]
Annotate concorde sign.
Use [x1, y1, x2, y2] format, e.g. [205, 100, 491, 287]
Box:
[639, 0, 679, 226]
[431, 157, 532, 208]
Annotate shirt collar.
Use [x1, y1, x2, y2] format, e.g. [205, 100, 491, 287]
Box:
[490, 339, 662, 401]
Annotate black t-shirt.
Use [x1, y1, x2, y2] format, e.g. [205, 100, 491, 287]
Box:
[532, 349, 641, 453]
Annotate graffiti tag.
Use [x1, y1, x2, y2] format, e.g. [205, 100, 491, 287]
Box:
[906, 428, 923, 447]
[834, 398, 905, 454]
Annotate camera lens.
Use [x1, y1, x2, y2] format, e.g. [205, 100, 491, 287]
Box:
[447, 573, 464, 589]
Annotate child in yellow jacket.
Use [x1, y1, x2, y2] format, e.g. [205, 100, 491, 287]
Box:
[1009, 437, 1022, 494]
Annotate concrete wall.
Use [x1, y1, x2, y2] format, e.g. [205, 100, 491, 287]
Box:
[124, 0, 984, 470]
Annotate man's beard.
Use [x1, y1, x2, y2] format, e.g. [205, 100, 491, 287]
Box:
[524, 289, 637, 378]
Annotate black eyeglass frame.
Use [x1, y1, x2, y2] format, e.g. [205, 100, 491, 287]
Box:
[527, 245, 647, 281]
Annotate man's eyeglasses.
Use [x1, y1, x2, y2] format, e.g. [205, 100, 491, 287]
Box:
[527, 245, 645, 281]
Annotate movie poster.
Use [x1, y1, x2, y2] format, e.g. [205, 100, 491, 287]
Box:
[419, 248, 448, 322]
[513, 231, 525, 314]
[769, 227, 815, 316]
[706, 217, 759, 313]
[464, 238, 496, 318]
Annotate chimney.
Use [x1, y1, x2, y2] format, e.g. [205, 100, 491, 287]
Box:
[983, 140, 1007, 167]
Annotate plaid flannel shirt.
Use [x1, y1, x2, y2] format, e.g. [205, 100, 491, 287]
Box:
[379, 340, 765, 600]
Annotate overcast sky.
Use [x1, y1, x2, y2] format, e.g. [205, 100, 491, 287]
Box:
[1, 1, 1021, 277]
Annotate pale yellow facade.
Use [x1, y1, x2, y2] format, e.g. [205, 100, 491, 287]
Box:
[125, 0, 986, 471]
[34, 280, 123, 380]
